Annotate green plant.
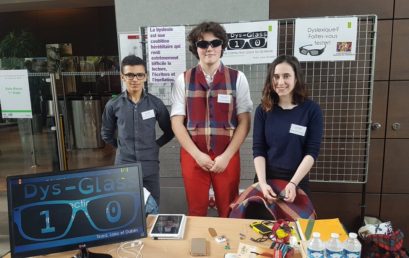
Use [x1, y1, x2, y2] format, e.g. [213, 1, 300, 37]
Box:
[0, 30, 42, 69]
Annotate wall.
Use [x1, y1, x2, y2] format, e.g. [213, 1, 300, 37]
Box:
[114, 0, 269, 32]
[268, 0, 409, 248]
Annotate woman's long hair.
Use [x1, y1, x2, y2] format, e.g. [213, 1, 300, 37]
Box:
[261, 55, 308, 111]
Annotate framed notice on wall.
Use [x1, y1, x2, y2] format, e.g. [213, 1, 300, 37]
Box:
[0, 70, 32, 119]
[294, 17, 358, 61]
[147, 26, 186, 84]
[118, 31, 144, 64]
[222, 21, 278, 65]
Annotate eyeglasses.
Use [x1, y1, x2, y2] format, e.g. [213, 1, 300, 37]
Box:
[14, 192, 139, 241]
[227, 37, 267, 50]
[299, 44, 326, 56]
[195, 39, 223, 49]
[123, 73, 146, 80]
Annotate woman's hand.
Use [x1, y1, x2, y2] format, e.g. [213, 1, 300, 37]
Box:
[284, 182, 297, 203]
[259, 182, 277, 204]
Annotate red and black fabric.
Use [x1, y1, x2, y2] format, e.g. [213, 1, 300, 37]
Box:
[184, 64, 238, 156]
[229, 179, 316, 221]
[362, 229, 409, 258]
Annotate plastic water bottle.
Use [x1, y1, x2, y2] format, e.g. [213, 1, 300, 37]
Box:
[344, 232, 362, 258]
[307, 232, 325, 258]
[325, 233, 343, 258]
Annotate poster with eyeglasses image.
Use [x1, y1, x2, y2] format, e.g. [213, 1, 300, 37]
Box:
[294, 17, 358, 61]
[222, 21, 278, 65]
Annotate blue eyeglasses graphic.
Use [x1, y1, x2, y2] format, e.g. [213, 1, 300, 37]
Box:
[13, 192, 139, 241]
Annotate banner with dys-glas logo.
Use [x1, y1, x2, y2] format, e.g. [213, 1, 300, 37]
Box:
[294, 17, 358, 61]
[222, 21, 278, 65]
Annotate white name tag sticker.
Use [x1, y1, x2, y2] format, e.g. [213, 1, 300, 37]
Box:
[217, 94, 231, 104]
[141, 109, 155, 120]
[289, 123, 307, 136]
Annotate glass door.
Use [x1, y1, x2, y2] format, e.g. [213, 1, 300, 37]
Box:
[0, 55, 122, 192]
[0, 60, 59, 191]
[56, 55, 121, 170]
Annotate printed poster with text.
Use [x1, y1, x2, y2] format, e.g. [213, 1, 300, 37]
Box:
[118, 31, 144, 92]
[118, 31, 143, 64]
[222, 21, 278, 65]
[147, 26, 186, 84]
[0, 70, 32, 119]
[294, 17, 358, 61]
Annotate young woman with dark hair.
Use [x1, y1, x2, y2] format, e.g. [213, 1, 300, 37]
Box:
[253, 55, 323, 203]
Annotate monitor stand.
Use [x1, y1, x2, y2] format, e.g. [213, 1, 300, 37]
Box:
[75, 244, 113, 258]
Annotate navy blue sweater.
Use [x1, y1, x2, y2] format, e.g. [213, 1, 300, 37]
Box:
[252, 99, 323, 181]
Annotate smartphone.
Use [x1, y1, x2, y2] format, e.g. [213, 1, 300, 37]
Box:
[277, 193, 286, 200]
[250, 222, 272, 235]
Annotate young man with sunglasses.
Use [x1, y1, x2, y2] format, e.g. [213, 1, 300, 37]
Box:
[171, 22, 253, 217]
[101, 55, 174, 206]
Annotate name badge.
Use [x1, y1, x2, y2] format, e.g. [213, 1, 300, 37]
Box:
[217, 94, 231, 104]
[141, 109, 155, 120]
[289, 123, 307, 136]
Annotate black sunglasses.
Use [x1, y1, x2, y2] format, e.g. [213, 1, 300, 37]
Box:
[195, 39, 223, 49]
[299, 44, 326, 56]
[123, 73, 146, 80]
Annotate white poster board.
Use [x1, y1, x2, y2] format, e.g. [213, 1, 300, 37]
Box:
[222, 21, 278, 65]
[147, 26, 186, 84]
[0, 70, 32, 119]
[118, 31, 143, 62]
[294, 17, 358, 61]
[118, 31, 145, 91]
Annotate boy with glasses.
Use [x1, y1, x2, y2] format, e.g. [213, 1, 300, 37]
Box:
[171, 22, 253, 217]
[101, 55, 174, 206]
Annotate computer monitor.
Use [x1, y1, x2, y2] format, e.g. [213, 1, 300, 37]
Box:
[7, 163, 147, 258]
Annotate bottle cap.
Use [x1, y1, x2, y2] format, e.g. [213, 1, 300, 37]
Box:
[331, 233, 339, 238]
[312, 232, 321, 238]
[349, 232, 358, 239]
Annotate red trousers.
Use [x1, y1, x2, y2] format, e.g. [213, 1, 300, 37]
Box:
[180, 147, 240, 217]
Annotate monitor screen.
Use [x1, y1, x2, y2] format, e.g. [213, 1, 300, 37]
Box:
[7, 163, 147, 258]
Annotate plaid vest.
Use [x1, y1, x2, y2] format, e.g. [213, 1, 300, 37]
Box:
[185, 64, 238, 155]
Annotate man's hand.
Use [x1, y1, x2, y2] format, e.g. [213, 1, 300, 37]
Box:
[194, 152, 215, 171]
[209, 154, 230, 173]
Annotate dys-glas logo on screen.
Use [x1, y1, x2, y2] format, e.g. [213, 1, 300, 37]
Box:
[14, 192, 139, 241]
[227, 31, 268, 50]
[14, 174, 139, 242]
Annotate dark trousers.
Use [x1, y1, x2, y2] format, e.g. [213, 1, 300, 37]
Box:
[140, 161, 160, 206]
[116, 159, 161, 206]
